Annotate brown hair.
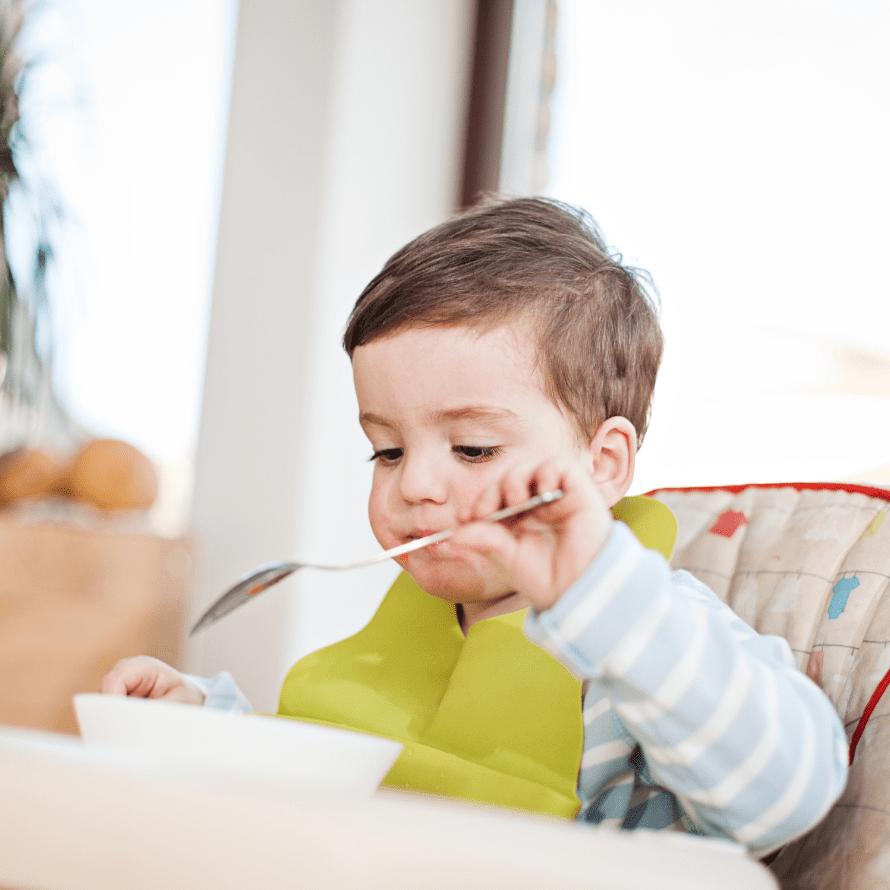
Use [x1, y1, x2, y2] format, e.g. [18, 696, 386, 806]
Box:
[343, 196, 663, 444]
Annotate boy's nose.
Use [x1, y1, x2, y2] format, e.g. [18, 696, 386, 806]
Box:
[397, 454, 447, 505]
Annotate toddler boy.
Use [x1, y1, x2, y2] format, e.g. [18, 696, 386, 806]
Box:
[103, 197, 847, 856]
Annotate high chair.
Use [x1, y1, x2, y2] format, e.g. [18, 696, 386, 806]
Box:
[647, 481, 890, 889]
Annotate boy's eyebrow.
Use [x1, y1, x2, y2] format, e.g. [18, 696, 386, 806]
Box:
[359, 411, 395, 430]
[429, 406, 522, 425]
[359, 406, 522, 429]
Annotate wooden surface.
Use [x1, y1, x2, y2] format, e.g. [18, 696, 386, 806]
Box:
[0, 504, 190, 734]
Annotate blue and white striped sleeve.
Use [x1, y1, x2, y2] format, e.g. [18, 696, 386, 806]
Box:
[186, 672, 254, 714]
[524, 521, 848, 855]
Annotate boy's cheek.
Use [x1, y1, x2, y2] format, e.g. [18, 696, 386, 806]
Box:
[366, 490, 392, 547]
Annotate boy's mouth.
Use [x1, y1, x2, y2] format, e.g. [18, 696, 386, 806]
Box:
[405, 529, 451, 552]
[395, 529, 447, 563]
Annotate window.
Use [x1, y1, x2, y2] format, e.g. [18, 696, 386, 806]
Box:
[4, 0, 238, 529]
[545, 1, 890, 492]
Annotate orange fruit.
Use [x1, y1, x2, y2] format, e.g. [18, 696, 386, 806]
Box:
[0, 447, 67, 504]
[66, 439, 159, 511]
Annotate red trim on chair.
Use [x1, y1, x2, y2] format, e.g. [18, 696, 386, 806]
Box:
[849, 667, 890, 764]
[644, 481, 890, 501]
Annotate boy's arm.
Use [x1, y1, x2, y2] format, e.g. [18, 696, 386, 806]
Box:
[525, 521, 849, 855]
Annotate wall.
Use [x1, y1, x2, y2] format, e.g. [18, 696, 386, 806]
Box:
[187, 0, 474, 711]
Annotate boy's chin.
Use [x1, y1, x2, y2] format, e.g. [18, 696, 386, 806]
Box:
[400, 559, 506, 605]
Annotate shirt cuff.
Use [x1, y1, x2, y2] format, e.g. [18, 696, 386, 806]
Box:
[184, 671, 254, 713]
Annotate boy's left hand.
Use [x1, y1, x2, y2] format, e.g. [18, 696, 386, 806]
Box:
[451, 460, 612, 611]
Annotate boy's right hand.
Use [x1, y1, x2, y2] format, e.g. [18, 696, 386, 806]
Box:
[100, 655, 206, 705]
[452, 458, 613, 613]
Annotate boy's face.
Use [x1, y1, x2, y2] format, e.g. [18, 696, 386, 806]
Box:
[353, 323, 596, 607]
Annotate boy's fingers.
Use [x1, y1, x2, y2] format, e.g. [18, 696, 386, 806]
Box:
[466, 458, 601, 531]
[99, 675, 128, 696]
[471, 482, 504, 522]
[101, 670, 152, 697]
[465, 460, 576, 526]
[528, 462, 570, 507]
[504, 460, 579, 521]
[462, 470, 521, 523]
[99, 658, 139, 695]
[476, 461, 550, 521]
[449, 520, 516, 566]
[99, 656, 179, 699]
[500, 470, 539, 511]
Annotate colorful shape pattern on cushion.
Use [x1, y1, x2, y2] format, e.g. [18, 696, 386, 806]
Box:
[710, 509, 749, 538]
[647, 482, 890, 889]
[828, 576, 861, 621]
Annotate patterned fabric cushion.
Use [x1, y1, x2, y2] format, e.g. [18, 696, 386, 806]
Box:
[648, 483, 890, 889]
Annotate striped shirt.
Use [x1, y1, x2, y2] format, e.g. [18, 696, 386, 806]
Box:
[525, 521, 849, 855]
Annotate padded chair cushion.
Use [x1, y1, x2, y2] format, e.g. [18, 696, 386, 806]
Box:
[648, 483, 890, 889]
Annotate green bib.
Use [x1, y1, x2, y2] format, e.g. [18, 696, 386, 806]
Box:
[277, 496, 676, 818]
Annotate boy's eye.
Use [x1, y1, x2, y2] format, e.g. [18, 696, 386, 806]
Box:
[453, 445, 503, 463]
[369, 448, 403, 464]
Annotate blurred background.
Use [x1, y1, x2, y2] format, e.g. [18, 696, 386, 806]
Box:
[1, 0, 887, 713]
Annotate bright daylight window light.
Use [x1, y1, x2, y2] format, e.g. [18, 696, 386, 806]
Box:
[6, 0, 239, 532]
[544, 0, 890, 493]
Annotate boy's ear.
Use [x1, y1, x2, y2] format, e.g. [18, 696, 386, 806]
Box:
[585, 416, 637, 508]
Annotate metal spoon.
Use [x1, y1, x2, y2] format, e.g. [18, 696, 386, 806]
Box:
[189, 489, 564, 635]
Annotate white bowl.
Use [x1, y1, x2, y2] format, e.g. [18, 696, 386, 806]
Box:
[73, 693, 402, 798]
